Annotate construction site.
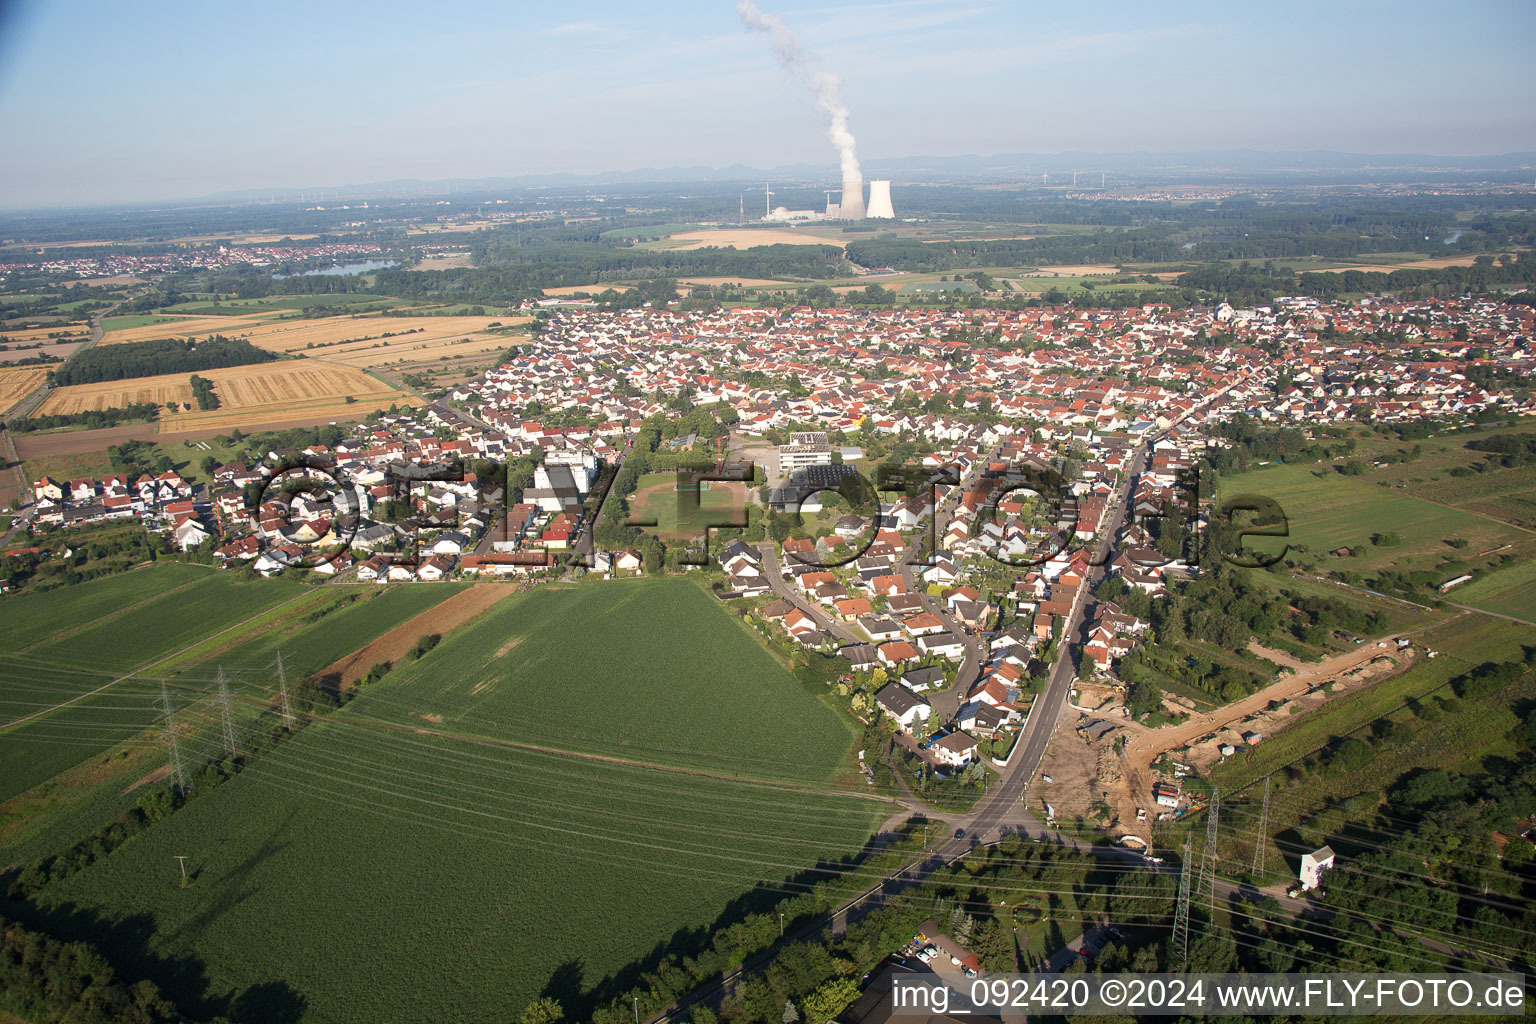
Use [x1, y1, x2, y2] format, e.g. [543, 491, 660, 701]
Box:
[1034, 637, 1418, 849]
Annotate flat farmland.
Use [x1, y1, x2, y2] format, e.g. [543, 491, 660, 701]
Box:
[29, 576, 884, 1023]
[99, 312, 276, 344]
[310, 325, 526, 370]
[1222, 460, 1536, 620]
[0, 679, 166, 802]
[0, 325, 88, 343]
[223, 313, 511, 355]
[351, 577, 854, 782]
[21, 571, 308, 674]
[2, 563, 211, 651]
[39, 717, 886, 1024]
[658, 228, 846, 250]
[33, 358, 420, 431]
[0, 341, 84, 364]
[0, 365, 47, 414]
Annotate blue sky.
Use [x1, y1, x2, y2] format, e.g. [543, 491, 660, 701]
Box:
[0, 0, 1531, 207]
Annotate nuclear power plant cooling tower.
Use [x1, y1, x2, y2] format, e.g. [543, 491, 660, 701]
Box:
[840, 175, 865, 220]
[866, 180, 894, 219]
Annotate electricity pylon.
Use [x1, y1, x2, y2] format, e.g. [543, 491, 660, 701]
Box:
[1172, 838, 1193, 970]
[1199, 788, 1220, 911]
[1251, 777, 1270, 876]
[275, 650, 294, 726]
[215, 667, 238, 760]
[157, 682, 189, 792]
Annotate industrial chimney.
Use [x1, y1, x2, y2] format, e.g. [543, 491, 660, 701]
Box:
[866, 180, 894, 218]
[840, 174, 865, 220]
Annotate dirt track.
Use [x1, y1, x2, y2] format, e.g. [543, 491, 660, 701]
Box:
[1114, 638, 1417, 845]
[316, 584, 517, 688]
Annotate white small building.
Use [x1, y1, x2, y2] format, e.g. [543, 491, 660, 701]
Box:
[1299, 845, 1335, 891]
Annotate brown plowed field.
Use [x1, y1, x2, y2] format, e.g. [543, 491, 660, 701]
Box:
[315, 583, 517, 689]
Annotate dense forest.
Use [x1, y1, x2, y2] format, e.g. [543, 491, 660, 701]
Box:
[52, 337, 276, 386]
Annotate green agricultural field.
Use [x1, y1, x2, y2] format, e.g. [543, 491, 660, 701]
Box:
[30, 579, 887, 1023]
[22, 572, 309, 674]
[0, 567, 305, 801]
[349, 577, 855, 782]
[0, 581, 470, 848]
[0, 679, 167, 802]
[1, 562, 209, 652]
[98, 314, 191, 332]
[172, 583, 467, 686]
[1221, 460, 1536, 620]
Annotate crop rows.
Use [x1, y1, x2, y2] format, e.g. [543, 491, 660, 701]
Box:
[353, 577, 855, 782]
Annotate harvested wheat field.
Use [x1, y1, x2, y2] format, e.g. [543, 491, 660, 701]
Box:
[0, 325, 89, 344]
[1314, 254, 1485, 274]
[0, 366, 47, 415]
[666, 229, 844, 250]
[34, 358, 419, 430]
[315, 584, 518, 689]
[100, 313, 275, 345]
[222, 314, 511, 354]
[321, 330, 527, 369]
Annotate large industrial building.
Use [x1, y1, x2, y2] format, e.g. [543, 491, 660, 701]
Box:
[761, 178, 893, 222]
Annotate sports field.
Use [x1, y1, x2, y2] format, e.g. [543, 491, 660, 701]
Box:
[32, 577, 884, 1023]
[627, 472, 748, 542]
[33, 357, 419, 430]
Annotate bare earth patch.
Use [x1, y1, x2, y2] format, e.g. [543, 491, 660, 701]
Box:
[121, 764, 172, 795]
[315, 583, 517, 689]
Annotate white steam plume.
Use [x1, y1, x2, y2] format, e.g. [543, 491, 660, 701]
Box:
[736, 0, 862, 182]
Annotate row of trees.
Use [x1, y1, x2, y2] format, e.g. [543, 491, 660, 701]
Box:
[7, 402, 161, 433]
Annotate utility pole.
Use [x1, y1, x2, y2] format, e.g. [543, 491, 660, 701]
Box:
[157, 682, 189, 793]
[1199, 789, 1220, 913]
[215, 667, 239, 760]
[1172, 838, 1193, 970]
[174, 855, 189, 887]
[1251, 777, 1270, 876]
[275, 650, 294, 727]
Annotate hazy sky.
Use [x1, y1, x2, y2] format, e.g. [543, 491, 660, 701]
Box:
[0, 0, 1531, 208]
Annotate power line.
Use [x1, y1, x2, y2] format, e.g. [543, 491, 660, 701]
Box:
[215, 667, 238, 760]
[1172, 838, 1193, 970]
[275, 650, 294, 727]
[1198, 788, 1219, 912]
[157, 681, 188, 792]
[1252, 776, 1269, 876]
